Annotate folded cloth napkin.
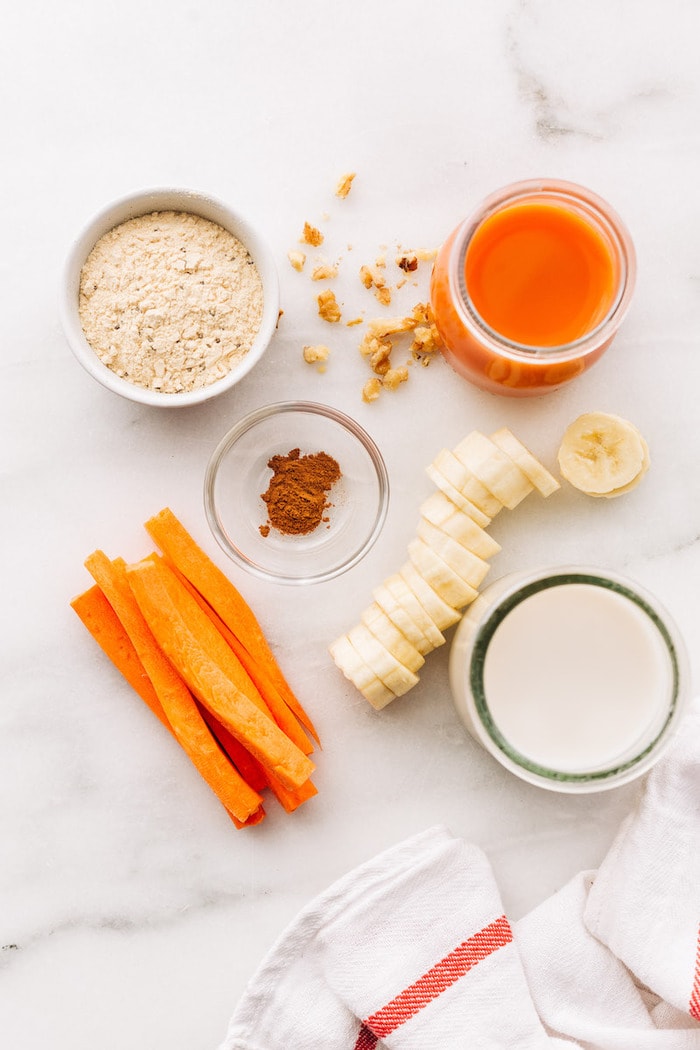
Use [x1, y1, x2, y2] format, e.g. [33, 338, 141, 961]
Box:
[219, 699, 700, 1050]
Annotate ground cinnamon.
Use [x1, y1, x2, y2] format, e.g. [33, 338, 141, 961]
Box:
[259, 448, 342, 537]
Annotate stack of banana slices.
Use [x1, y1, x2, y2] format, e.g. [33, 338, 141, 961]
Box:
[329, 428, 560, 710]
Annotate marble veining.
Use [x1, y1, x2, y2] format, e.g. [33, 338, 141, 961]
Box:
[4, 1, 700, 1047]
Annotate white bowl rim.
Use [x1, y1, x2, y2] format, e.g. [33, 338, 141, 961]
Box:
[59, 186, 280, 407]
[203, 400, 390, 585]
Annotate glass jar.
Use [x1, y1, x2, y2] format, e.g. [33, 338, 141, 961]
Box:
[449, 567, 689, 792]
[430, 180, 636, 397]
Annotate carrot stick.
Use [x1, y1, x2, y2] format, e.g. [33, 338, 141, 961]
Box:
[125, 556, 315, 791]
[163, 557, 314, 756]
[84, 551, 264, 824]
[144, 508, 320, 745]
[71, 584, 170, 731]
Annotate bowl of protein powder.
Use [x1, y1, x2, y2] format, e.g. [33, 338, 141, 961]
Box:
[60, 188, 279, 407]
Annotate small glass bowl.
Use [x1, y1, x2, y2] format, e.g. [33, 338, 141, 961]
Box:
[204, 401, 389, 584]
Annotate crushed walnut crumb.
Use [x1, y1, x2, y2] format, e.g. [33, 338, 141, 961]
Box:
[301, 222, 324, 247]
[396, 253, 418, 273]
[288, 250, 306, 272]
[383, 366, 409, 390]
[317, 289, 341, 322]
[303, 344, 330, 364]
[335, 172, 356, 199]
[362, 377, 382, 403]
[311, 264, 338, 281]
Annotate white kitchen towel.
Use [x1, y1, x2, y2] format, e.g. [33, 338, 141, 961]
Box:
[218, 699, 700, 1050]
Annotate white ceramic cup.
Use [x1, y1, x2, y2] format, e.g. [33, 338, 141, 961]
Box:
[449, 565, 690, 792]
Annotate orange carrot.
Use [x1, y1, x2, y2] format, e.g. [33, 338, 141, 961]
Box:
[125, 556, 315, 791]
[84, 551, 263, 824]
[163, 557, 314, 756]
[144, 508, 320, 744]
[71, 584, 170, 731]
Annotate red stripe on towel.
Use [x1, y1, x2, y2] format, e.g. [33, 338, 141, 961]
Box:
[353, 914, 512, 1047]
[690, 923, 700, 1020]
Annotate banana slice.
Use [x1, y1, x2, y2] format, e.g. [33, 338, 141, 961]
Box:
[557, 412, 647, 496]
[430, 449, 503, 518]
[372, 582, 433, 655]
[361, 602, 425, 673]
[489, 428, 560, 497]
[423, 465, 492, 527]
[414, 519, 491, 588]
[347, 623, 420, 696]
[452, 432, 533, 509]
[419, 494, 501, 559]
[383, 573, 445, 650]
[328, 634, 396, 709]
[399, 561, 463, 631]
[407, 538, 480, 608]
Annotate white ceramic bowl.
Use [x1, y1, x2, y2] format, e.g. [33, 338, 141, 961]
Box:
[59, 187, 280, 407]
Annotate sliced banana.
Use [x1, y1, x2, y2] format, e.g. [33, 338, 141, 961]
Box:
[557, 412, 648, 496]
[383, 573, 446, 650]
[328, 634, 396, 709]
[415, 519, 491, 588]
[430, 449, 503, 518]
[423, 466, 492, 527]
[399, 561, 463, 631]
[419, 494, 501, 559]
[584, 434, 650, 499]
[452, 432, 533, 509]
[347, 623, 420, 696]
[490, 428, 560, 497]
[407, 538, 480, 608]
[372, 582, 433, 655]
[361, 602, 425, 673]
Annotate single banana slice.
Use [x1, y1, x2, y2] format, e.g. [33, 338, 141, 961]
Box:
[586, 435, 651, 498]
[489, 428, 560, 497]
[423, 465, 492, 527]
[373, 582, 433, 655]
[347, 623, 420, 697]
[399, 561, 463, 631]
[419, 494, 501, 559]
[361, 602, 425, 673]
[383, 573, 446, 650]
[452, 431, 534, 509]
[430, 449, 503, 517]
[557, 412, 647, 496]
[407, 538, 480, 608]
[415, 519, 491, 588]
[328, 634, 396, 709]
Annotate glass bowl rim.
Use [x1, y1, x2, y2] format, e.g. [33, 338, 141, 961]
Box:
[203, 400, 390, 585]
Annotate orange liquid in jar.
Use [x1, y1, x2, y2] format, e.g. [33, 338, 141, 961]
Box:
[465, 201, 617, 347]
[430, 182, 634, 397]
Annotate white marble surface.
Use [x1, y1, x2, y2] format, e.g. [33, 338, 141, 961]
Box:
[3, 2, 700, 1046]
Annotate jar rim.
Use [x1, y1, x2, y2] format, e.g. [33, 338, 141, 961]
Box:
[449, 178, 637, 362]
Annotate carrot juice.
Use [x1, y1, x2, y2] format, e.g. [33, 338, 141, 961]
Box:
[430, 180, 636, 397]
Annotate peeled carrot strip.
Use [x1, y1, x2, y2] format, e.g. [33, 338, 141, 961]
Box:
[144, 508, 320, 745]
[71, 584, 170, 731]
[163, 557, 314, 756]
[198, 703, 268, 793]
[84, 551, 263, 824]
[126, 557, 315, 791]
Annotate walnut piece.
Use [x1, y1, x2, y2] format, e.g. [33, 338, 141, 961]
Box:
[362, 378, 382, 403]
[383, 366, 409, 390]
[288, 250, 306, 272]
[311, 264, 338, 281]
[335, 172, 356, 199]
[317, 289, 341, 322]
[301, 222, 324, 247]
[396, 253, 418, 273]
[303, 344, 330, 363]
